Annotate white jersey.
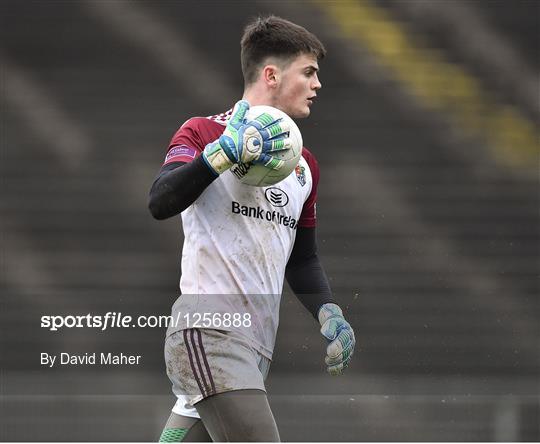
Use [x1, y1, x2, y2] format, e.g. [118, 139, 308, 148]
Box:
[163, 112, 320, 358]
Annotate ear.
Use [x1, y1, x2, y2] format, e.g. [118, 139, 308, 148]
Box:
[262, 64, 280, 88]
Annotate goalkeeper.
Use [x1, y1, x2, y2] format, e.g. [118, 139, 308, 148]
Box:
[149, 15, 355, 442]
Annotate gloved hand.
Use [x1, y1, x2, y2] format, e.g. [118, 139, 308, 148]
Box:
[202, 100, 292, 175]
[318, 303, 355, 375]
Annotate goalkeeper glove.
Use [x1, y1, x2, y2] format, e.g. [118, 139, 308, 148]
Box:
[318, 303, 355, 376]
[202, 100, 292, 175]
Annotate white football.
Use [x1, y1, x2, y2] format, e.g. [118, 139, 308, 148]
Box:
[229, 105, 303, 187]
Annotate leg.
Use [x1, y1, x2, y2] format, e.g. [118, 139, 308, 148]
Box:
[195, 389, 280, 442]
[159, 412, 212, 442]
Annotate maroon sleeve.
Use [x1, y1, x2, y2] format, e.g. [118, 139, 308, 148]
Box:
[163, 118, 205, 166]
[163, 117, 227, 166]
[298, 147, 320, 228]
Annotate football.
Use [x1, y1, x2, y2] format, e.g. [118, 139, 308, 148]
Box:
[230, 105, 303, 187]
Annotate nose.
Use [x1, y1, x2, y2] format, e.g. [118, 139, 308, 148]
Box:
[312, 73, 322, 90]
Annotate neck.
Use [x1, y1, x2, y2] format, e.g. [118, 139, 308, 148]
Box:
[243, 84, 277, 108]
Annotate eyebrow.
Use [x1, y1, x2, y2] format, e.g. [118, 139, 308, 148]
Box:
[304, 64, 319, 72]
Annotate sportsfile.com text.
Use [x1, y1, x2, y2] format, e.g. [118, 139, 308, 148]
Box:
[40, 312, 252, 331]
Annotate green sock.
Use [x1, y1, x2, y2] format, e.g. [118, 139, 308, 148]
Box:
[159, 427, 188, 442]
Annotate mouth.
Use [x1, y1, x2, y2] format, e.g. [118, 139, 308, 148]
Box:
[307, 96, 316, 105]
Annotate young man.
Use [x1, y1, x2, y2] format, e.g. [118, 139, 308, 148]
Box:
[149, 16, 355, 442]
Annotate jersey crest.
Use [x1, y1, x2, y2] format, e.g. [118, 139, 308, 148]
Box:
[295, 164, 307, 187]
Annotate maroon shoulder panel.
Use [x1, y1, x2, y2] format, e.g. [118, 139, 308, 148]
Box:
[298, 147, 320, 228]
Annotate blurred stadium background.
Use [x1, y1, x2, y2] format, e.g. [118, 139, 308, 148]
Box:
[1, 0, 538, 441]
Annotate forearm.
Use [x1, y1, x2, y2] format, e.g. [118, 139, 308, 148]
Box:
[286, 255, 335, 318]
[285, 235, 336, 319]
[148, 156, 217, 220]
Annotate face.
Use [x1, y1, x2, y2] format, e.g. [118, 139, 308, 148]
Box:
[273, 53, 322, 118]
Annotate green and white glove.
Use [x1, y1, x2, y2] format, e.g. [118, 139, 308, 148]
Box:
[202, 100, 292, 175]
[318, 303, 356, 375]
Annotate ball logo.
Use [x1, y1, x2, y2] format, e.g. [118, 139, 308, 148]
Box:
[264, 187, 289, 207]
[245, 135, 260, 154]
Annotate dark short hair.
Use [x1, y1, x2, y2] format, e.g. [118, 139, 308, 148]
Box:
[240, 15, 326, 86]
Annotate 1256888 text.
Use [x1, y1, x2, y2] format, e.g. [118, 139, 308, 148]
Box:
[184, 312, 252, 328]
